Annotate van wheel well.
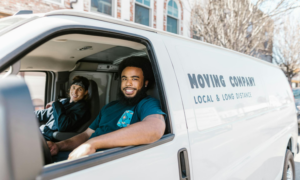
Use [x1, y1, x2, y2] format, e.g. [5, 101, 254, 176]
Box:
[287, 138, 294, 156]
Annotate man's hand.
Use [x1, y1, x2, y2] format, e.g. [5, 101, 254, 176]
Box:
[47, 141, 59, 156]
[68, 143, 96, 160]
[46, 101, 54, 109]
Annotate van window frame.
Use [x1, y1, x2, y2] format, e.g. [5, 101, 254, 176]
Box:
[0, 24, 174, 179]
[19, 70, 49, 109]
[17, 70, 56, 108]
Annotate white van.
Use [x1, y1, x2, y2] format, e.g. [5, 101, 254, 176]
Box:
[0, 10, 298, 180]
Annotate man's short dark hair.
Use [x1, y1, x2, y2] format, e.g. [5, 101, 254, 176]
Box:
[118, 56, 155, 90]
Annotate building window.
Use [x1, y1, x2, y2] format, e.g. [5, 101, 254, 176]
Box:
[167, 0, 179, 34]
[135, 0, 151, 26]
[91, 0, 112, 16]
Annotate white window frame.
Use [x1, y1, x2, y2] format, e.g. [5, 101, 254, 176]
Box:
[90, 0, 116, 17]
[45, 0, 64, 6]
[167, 0, 180, 34]
[134, 0, 152, 27]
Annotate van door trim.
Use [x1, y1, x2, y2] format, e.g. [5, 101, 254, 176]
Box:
[38, 134, 175, 180]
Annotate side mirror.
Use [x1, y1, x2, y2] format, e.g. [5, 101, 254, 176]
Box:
[0, 76, 43, 180]
[14, 10, 33, 15]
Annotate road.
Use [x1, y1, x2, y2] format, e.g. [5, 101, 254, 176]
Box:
[295, 131, 300, 180]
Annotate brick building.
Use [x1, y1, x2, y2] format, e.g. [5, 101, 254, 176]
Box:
[0, 0, 194, 37]
[0, 0, 273, 62]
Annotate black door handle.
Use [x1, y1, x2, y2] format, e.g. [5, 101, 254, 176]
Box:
[178, 148, 191, 180]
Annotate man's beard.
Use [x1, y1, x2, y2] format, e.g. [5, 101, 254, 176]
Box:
[118, 86, 147, 106]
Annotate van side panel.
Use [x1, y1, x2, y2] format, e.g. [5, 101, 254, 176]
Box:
[162, 36, 296, 180]
[260, 66, 298, 168]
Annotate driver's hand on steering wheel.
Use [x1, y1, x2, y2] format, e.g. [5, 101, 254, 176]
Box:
[47, 141, 59, 156]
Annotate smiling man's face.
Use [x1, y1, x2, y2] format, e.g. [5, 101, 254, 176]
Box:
[121, 67, 148, 98]
[69, 84, 87, 103]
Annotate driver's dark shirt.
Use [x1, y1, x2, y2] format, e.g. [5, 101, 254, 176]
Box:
[89, 96, 165, 139]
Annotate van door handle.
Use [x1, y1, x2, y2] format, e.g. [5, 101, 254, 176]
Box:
[178, 148, 191, 180]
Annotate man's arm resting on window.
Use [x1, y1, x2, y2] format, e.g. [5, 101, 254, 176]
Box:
[68, 114, 165, 160]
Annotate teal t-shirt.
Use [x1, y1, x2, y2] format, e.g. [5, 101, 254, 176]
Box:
[89, 96, 166, 139]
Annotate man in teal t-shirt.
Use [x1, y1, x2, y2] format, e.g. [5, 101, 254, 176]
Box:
[47, 57, 166, 161]
[89, 96, 165, 139]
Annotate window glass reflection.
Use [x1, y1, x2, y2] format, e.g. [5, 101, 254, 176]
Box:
[144, 0, 150, 6]
[173, 2, 178, 17]
[168, 0, 173, 15]
[167, 0, 178, 18]
[91, 0, 112, 16]
[135, 4, 150, 26]
[137, 0, 150, 7]
[167, 16, 178, 34]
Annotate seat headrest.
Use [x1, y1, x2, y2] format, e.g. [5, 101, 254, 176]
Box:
[147, 83, 160, 100]
[87, 80, 100, 120]
[88, 80, 98, 100]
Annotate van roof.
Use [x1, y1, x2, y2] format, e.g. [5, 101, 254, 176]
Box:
[43, 10, 278, 69]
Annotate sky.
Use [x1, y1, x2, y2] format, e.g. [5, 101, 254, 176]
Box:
[256, 0, 300, 65]
[259, 0, 300, 23]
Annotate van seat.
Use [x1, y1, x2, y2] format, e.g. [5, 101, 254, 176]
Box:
[147, 83, 160, 101]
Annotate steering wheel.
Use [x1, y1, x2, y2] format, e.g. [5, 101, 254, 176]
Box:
[39, 132, 53, 165]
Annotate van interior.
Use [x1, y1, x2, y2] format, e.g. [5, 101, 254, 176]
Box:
[1, 32, 170, 166]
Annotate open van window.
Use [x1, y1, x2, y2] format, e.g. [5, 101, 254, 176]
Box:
[1, 28, 172, 177]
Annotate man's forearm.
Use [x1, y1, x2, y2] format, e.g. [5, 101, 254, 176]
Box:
[86, 117, 165, 150]
[56, 131, 91, 151]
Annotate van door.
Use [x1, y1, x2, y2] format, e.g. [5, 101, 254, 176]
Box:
[0, 15, 191, 180]
[162, 35, 287, 179]
[0, 76, 44, 180]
